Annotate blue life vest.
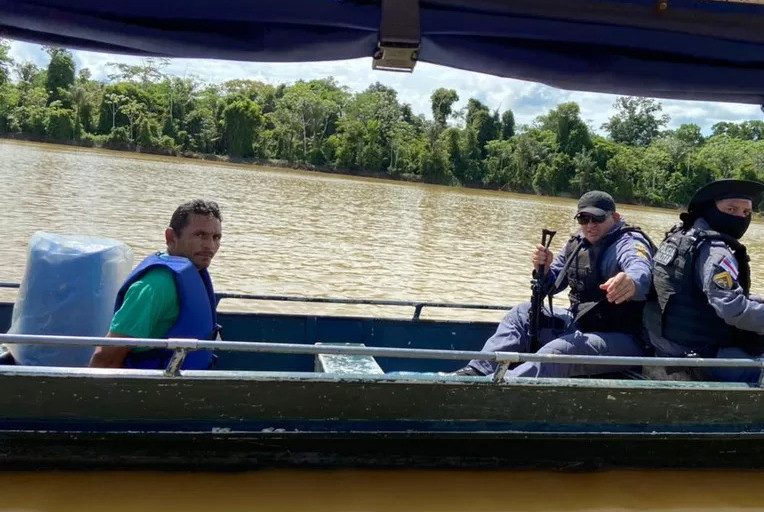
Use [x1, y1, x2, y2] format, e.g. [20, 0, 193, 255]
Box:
[114, 253, 218, 370]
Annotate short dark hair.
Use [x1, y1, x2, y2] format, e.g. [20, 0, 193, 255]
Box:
[169, 200, 222, 235]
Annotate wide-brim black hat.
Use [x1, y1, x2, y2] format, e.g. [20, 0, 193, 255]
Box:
[688, 179, 764, 213]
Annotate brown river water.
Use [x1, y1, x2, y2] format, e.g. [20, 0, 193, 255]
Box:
[2, 139, 763, 510]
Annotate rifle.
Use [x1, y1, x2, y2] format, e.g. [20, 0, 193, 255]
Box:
[528, 228, 556, 349]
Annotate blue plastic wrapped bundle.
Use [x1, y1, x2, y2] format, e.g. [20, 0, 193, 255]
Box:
[7, 232, 133, 366]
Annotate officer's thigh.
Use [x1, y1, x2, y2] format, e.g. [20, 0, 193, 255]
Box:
[704, 347, 762, 383]
[534, 330, 645, 377]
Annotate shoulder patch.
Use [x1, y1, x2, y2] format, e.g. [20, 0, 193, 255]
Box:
[712, 270, 734, 290]
[719, 255, 739, 280]
[634, 241, 650, 260]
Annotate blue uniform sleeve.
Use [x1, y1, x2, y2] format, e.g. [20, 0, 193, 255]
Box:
[697, 243, 764, 334]
[614, 232, 653, 300]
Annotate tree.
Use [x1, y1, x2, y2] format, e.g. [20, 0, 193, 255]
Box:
[713, 120, 764, 141]
[45, 101, 76, 140]
[15, 62, 45, 94]
[44, 47, 75, 107]
[271, 78, 347, 163]
[64, 69, 100, 136]
[464, 98, 500, 158]
[222, 97, 263, 158]
[507, 128, 559, 193]
[603, 145, 643, 202]
[673, 123, 704, 146]
[569, 149, 606, 195]
[696, 135, 751, 180]
[331, 83, 403, 171]
[387, 120, 419, 175]
[739, 121, 764, 141]
[430, 88, 459, 128]
[0, 39, 14, 132]
[104, 93, 128, 131]
[711, 121, 741, 139]
[500, 109, 515, 139]
[222, 79, 278, 113]
[536, 102, 592, 157]
[9, 62, 48, 136]
[107, 58, 169, 86]
[119, 98, 146, 142]
[9, 85, 48, 136]
[0, 39, 12, 86]
[602, 96, 669, 146]
[184, 84, 222, 153]
[482, 138, 514, 188]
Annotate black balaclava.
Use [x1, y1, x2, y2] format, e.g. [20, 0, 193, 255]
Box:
[702, 201, 751, 239]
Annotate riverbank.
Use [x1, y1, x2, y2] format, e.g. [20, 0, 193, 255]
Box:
[4, 135, 754, 215]
[0, 134, 581, 201]
[0, 133, 428, 187]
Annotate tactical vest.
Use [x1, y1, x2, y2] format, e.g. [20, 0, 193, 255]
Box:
[559, 225, 653, 334]
[114, 253, 219, 370]
[652, 225, 757, 356]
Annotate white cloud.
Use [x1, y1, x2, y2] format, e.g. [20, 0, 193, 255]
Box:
[7, 39, 763, 135]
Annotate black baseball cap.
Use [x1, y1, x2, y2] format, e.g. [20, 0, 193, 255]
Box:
[577, 191, 616, 217]
[688, 179, 764, 213]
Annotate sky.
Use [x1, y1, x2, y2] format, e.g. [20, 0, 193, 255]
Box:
[7, 39, 764, 135]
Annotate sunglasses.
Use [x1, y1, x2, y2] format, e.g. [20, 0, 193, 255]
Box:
[575, 213, 608, 225]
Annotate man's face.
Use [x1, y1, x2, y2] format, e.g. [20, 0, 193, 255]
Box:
[576, 212, 618, 244]
[716, 198, 753, 218]
[166, 213, 222, 270]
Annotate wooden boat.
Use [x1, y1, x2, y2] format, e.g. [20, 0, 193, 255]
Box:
[2, 0, 764, 469]
[1, 282, 764, 470]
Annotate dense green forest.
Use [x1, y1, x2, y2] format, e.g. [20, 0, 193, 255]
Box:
[2, 41, 764, 208]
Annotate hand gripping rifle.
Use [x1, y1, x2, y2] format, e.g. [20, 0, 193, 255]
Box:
[528, 228, 556, 349]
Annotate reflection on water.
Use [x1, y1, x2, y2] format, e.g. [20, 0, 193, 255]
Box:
[3, 140, 764, 505]
[1, 469, 764, 512]
[4, 140, 764, 321]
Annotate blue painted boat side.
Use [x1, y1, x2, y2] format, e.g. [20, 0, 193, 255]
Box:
[0, 301, 499, 373]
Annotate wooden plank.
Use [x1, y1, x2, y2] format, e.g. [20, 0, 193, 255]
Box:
[0, 372, 762, 429]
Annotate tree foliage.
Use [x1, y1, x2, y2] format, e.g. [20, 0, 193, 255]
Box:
[222, 97, 263, 158]
[0, 39, 12, 86]
[2, 46, 763, 209]
[44, 47, 75, 107]
[430, 88, 459, 129]
[602, 97, 669, 146]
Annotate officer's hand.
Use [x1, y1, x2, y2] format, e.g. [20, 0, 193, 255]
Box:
[532, 244, 553, 275]
[599, 272, 636, 304]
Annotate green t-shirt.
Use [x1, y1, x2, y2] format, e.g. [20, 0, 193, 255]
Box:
[109, 266, 180, 350]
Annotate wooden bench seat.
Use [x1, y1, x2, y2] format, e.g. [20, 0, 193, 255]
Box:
[314, 342, 384, 375]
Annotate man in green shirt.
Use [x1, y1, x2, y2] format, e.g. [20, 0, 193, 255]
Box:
[89, 199, 223, 368]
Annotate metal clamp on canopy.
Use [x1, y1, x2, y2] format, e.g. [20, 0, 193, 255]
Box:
[372, 0, 420, 72]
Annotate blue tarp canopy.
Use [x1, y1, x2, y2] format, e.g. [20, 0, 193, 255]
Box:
[2, 0, 764, 104]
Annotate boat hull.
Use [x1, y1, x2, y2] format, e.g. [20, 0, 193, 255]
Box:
[2, 298, 764, 470]
[0, 368, 762, 469]
[4, 430, 764, 470]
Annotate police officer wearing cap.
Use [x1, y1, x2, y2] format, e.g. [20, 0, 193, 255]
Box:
[646, 179, 764, 382]
[452, 191, 655, 379]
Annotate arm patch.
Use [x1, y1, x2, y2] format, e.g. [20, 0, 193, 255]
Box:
[712, 270, 734, 290]
[634, 241, 650, 260]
